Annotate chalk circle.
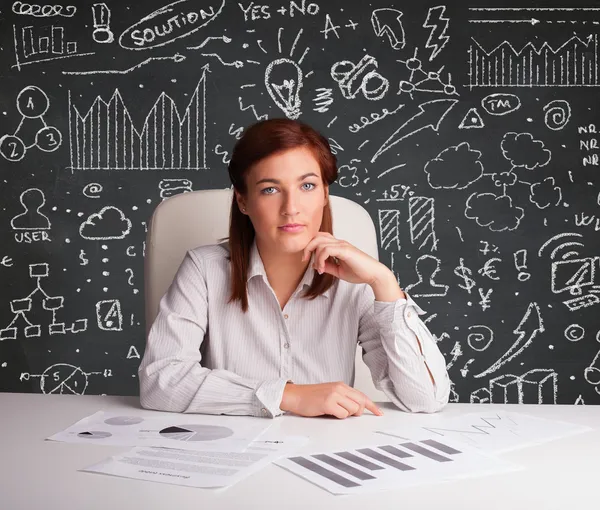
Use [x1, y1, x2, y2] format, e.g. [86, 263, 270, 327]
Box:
[77, 431, 112, 439]
[159, 424, 234, 442]
[0, 134, 26, 161]
[104, 416, 144, 426]
[17, 85, 49, 118]
[564, 324, 585, 342]
[35, 126, 62, 152]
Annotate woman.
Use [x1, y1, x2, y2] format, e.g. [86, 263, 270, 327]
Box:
[139, 118, 450, 419]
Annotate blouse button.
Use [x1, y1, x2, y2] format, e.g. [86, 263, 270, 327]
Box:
[284, 342, 290, 349]
[284, 314, 289, 319]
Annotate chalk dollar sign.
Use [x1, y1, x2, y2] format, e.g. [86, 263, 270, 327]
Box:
[454, 258, 476, 293]
[79, 249, 88, 266]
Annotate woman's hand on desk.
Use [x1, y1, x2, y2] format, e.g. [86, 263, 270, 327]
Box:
[279, 381, 384, 419]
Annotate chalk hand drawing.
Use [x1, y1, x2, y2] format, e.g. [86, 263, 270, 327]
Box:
[80, 206, 132, 240]
[469, 35, 599, 88]
[538, 233, 600, 311]
[501, 132, 551, 170]
[11, 188, 51, 231]
[159, 178, 193, 199]
[91, 3, 114, 43]
[467, 325, 494, 352]
[330, 55, 389, 101]
[408, 196, 438, 251]
[371, 99, 458, 162]
[0, 263, 87, 340]
[348, 104, 404, 133]
[96, 299, 123, 331]
[474, 303, 544, 378]
[530, 177, 562, 209]
[491, 172, 517, 189]
[0, 86, 61, 162]
[458, 107, 485, 129]
[514, 249, 531, 282]
[564, 324, 585, 342]
[19, 363, 106, 394]
[265, 58, 304, 118]
[62, 53, 186, 75]
[378, 209, 401, 252]
[337, 160, 361, 188]
[543, 100, 571, 130]
[424, 142, 483, 190]
[313, 88, 334, 113]
[465, 193, 524, 232]
[481, 93, 521, 116]
[69, 69, 208, 170]
[371, 8, 405, 50]
[404, 255, 449, 297]
[82, 183, 103, 199]
[454, 258, 476, 294]
[12, 2, 77, 17]
[119, 0, 225, 50]
[397, 47, 458, 98]
[488, 369, 557, 404]
[423, 6, 450, 61]
[478, 258, 501, 281]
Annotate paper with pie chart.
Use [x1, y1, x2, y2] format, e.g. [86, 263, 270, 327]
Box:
[46, 410, 274, 453]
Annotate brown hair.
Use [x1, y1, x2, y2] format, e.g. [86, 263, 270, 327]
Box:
[225, 118, 339, 312]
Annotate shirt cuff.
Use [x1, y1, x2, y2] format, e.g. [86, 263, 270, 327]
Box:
[254, 378, 292, 418]
[373, 291, 427, 323]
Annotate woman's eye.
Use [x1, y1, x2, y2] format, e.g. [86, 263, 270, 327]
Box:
[261, 183, 316, 194]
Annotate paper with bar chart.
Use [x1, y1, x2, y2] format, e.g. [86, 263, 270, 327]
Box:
[46, 410, 273, 453]
[274, 436, 520, 495]
[377, 411, 593, 454]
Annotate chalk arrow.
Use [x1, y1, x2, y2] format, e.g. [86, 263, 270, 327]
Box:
[468, 18, 540, 25]
[474, 302, 544, 378]
[371, 99, 458, 162]
[371, 8, 405, 50]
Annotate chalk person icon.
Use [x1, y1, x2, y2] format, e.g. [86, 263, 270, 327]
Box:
[11, 188, 51, 243]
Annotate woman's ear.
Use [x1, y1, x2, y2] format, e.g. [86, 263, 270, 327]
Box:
[234, 190, 246, 212]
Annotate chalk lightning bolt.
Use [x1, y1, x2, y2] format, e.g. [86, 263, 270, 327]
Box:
[423, 5, 450, 62]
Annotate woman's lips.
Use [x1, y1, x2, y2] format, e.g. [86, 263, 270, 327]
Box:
[278, 225, 304, 233]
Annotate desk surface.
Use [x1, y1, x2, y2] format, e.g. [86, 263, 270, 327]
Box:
[1, 392, 599, 510]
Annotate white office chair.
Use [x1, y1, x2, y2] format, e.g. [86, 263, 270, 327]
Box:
[144, 188, 390, 402]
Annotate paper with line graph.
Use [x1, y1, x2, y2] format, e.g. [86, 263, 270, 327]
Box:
[274, 435, 519, 495]
[377, 411, 593, 454]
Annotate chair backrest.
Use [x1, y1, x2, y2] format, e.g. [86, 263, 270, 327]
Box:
[144, 188, 390, 402]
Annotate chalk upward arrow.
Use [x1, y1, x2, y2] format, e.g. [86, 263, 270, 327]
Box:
[371, 99, 458, 163]
[474, 302, 545, 379]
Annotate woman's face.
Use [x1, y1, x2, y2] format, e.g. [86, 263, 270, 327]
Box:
[236, 146, 329, 255]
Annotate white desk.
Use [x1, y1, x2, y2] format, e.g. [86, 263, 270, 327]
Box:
[1, 392, 598, 510]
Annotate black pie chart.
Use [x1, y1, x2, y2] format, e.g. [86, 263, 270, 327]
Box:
[159, 424, 234, 442]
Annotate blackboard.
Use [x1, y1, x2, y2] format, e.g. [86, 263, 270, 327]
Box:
[1, 0, 599, 405]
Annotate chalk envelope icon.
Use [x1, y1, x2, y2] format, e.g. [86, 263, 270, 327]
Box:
[119, 0, 225, 50]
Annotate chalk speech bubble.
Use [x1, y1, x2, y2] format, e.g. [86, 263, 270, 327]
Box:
[481, 93, 521, 116]
[119, 0, 225, 50]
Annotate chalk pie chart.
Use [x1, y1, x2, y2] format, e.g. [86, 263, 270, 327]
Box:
[159, 424, 234, 442]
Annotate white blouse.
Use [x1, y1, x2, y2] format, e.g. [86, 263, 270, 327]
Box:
[138, 239, 450, 418]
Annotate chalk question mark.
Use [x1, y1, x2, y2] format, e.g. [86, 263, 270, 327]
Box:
[125, 268, 134, 286]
